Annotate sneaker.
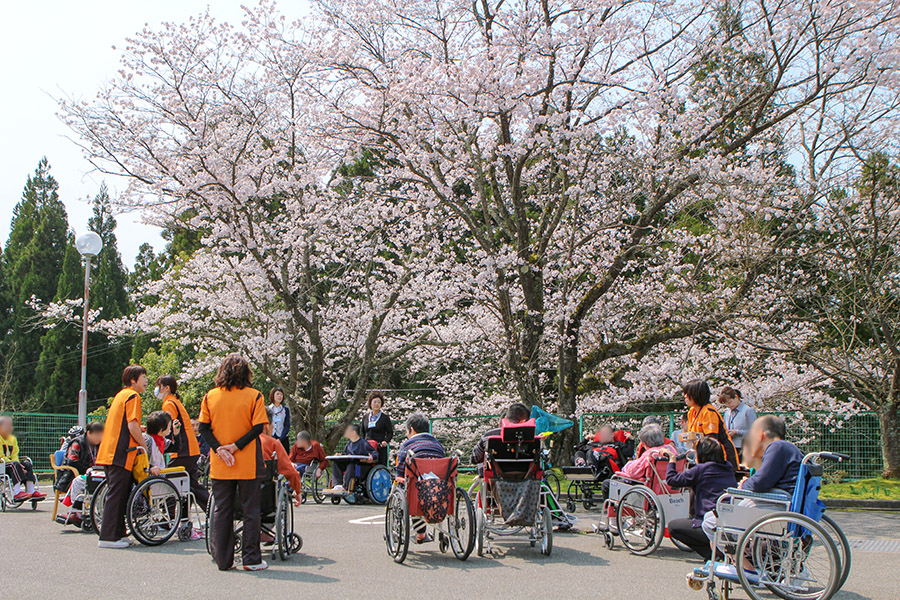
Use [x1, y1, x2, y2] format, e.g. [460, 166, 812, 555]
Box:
[243, 561, 269, 571]
[13, 491, 31, 501]
[56, 513, 83, 528]
[98, 539, 131, 549]
[332, 485, 345, 492]
[117, 537, 135, 546]
[190, 528, 205, 541]
[30, 490, 47, 500]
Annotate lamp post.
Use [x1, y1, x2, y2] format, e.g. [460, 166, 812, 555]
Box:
[75, 232, 103, 428]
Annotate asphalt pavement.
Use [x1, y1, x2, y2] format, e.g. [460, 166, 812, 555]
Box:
[0, 501, 897, 599]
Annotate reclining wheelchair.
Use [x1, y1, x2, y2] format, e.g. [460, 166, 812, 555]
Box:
[689, 451, 852, 600]
[90, 453, 195, 546]
[472, 419, 553, 557]
[384, 452, 476, 563]
[205, 454, 302, 564]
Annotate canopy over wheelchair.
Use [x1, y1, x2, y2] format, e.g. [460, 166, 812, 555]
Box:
[689, 452, 852, 600]
[597, 452, 692, 555]
[473, 419, 553, 557]
[384, 453, 475, 563]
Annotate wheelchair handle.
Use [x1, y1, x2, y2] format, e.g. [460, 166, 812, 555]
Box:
[818, 451, 850, 462]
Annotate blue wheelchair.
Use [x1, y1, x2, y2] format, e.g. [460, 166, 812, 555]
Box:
[689, 452, 851, 600]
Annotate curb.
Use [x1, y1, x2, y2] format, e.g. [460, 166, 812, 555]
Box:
[824, 498, 900, 511]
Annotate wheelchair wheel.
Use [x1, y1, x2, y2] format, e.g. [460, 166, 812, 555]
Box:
[671, 535, 694, 552]
[127, 475, 183, 546]
[366, 465, 392, 505]
[330, 495, 342, 505]
[205, 493, 214, 555]
[475, 507, 486, 556]
[274, 485, 292, 561]
[313, 468, 328, 504]
[89, 479, 109, 536]
[543, 472, 561, 500]
[820, 514, 851, 593]
[615, 486, 663, 556]
[449, 487, 475, 560]
[384, 486, 409, 564]
[538, 505, 553, 556]
[737, 511, 840, 600]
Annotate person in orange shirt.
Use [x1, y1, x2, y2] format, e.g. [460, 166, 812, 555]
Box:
[156, 375, 210, 511]
[682, 379, 739, 469]
[198, 355, 269, 572]
[95, 365, 150, 549]
[260, 407, 302, 500]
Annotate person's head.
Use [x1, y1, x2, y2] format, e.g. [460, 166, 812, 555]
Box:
[638, 424, 665, 449]
[122, 365, 149, 393]
[85, 421, 104, 446]
[264, 406, 274, 436]
[367, 391, 385, 413]
[296, 431, 312, 450]
[596, 424, 615, 444]
[505, 402, 530, 424]
[718, 386, 743, 410]
[191, 419, 201, 436]
[0, 415, 12, 436]
[405, 413, 429, 438]
[270, 387, 285, 406]
[154, 375, 178, 400]
[214, 354, 253, 390]
[746, 415, 787, 459]
[146, 411, 172, 437]
[642, 415, 664, 428]
[696, 437, 726, 465]
[682, 379, 711, 409]
[345, 423, 362, 441]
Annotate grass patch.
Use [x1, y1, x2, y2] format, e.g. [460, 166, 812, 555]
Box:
[820, 478, 900, 500]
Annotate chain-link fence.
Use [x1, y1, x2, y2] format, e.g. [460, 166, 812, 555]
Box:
[4, 409, 886, 479]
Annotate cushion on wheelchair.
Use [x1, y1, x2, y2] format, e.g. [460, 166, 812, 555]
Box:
[492, 479, 541, 526]
[500, 418, 536, 442]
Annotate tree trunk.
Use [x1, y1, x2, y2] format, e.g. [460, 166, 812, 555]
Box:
[554, 320, 581, 465]
[879, 402, 900, 479]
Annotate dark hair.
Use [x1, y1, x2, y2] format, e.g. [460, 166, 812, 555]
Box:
[156, 375, 179, 399]
[214, 354, 253, 390]
[405, 413, 429, 434]
[756, 414, 787, 440]
[265, 406, 274, 422]
[682, 379, 711, 406]
[86, 422, 104, 434]
[122, 365, 147, 387]
[297, 431, 311, 443]
[696, 437, 726, 464]
[367, 391, 385, 409]
[719, 386, 742, 403]
[346, 423, 361, 436]
[146, 411, 172, 436]
[269, 387, 285, 404]
[505, 402, 530, 423]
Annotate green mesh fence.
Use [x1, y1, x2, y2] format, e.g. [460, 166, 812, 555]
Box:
[4, 410, 885, 479]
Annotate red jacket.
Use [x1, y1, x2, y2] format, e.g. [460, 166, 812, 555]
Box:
[289, 440, 328, 470]
[260, 434, 302, 495]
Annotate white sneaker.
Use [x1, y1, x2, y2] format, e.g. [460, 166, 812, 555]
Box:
[118, 537, 134, 546]
[243, 560, 269, 571]
[332, 485, 345, 492]
[98, 539, 131, 549]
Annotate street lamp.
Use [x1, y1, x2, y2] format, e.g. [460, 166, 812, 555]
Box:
[75, 231, 102, 428]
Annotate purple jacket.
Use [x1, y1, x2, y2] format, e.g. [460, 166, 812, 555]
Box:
[667, 461, 737, 526]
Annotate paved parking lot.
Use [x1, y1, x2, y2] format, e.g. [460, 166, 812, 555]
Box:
[1, 501, 897, 599]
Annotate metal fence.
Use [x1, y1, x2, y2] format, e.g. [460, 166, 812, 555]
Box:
[4, 410, 885, 479]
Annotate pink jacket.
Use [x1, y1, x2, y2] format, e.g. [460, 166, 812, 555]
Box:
[621, 443, 678, 491]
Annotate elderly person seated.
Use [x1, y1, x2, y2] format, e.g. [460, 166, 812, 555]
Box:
[601, 424, 675, 500]
[395, 412, 446, 543]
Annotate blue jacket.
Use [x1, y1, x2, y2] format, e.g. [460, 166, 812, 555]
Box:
[667, 461, 737, 526]
[343, 437, 378, 462]
[743, 440, 803, 494]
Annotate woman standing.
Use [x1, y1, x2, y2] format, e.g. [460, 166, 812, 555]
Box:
[199, 355, 269, 572]
[360, 391, 393, 466]
[267, 387, 291, 453]
[157, 375, 210, 513]
[682, 379, 739, 469]
[719, 386, 757, 461]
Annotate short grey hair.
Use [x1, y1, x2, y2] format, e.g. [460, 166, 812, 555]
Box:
[642, 415, 664, 427]
[638, 424, 664, 449]
[405, 412, 430, 434]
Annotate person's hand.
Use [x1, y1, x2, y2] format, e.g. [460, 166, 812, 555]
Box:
[293, 491, 301, 507]
[380, 441, 388, 447]
[314, 468, 322, 479]
[366, 456, 375, 463]
[728, 429, 738, 437]
[658, 448, 676, 462]
[623, 431, 633, 440]
[149, 466, 161, 476]
[216, 446, 236, 467]
[173, 419, 182, 434]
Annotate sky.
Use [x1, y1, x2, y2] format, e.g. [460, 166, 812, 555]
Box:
[0, 2, 267, 266]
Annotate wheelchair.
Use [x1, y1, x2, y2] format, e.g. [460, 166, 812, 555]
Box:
[384, 453, 476, 563]
[205, 455, 302, 564]
[90, 456, 195, 546]
[0, 458, 43, 512]
[689, 452, 852, 600]
[323, 453, 392, 505]
[472, 419, 553, 557]
[299, 459, 329, 504]
[596, 452, 692, 555]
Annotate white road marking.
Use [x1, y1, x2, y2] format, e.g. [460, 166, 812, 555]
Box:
[349, 514, 385, 525]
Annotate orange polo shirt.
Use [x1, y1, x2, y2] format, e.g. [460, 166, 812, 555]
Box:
[688, 404, 726, 436]
[199, 386, 268, 480]
[96, 387, 143, 470]
[162, 394, 200, 458]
